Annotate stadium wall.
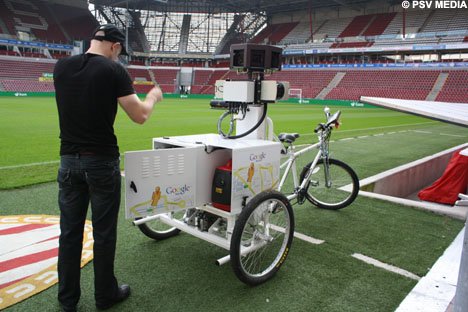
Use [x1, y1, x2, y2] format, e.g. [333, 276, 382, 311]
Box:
[0, 91, 375, 108]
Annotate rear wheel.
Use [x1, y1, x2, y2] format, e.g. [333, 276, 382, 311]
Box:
[136, 210, 184, 240]
[299, 158, 359, 210]
[230, 191, 294, 285]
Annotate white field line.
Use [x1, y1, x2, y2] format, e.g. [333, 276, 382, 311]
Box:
[294, 231, 325, 245]
[352, 253, 420, 281]
[440, 133, 466, 138]
[300, 121, 438, 137]
[269, 224, 324, 245]
[273, 226, 419, 280]
[295, 130, 428, 148]
[0, 120, 459, 171]
[0, 160, 59, 170]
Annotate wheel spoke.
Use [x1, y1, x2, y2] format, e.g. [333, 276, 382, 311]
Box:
[302, 159, 359, 209]
[231, 191, 294, 285]
[239, 198, 289, 276]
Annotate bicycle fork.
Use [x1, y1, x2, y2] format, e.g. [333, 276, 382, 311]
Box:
[322, 157, 332, 188]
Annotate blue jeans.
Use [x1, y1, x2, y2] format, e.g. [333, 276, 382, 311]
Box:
[57, 154, 121, 308]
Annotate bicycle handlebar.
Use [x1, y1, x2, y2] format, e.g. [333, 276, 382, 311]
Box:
[314, 123, 325, 133]
[314, 110, 341, 133]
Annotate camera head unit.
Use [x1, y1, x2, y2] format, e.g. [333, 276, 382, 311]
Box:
[230, 43, 282, 73]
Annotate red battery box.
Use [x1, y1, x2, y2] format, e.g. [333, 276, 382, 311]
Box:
[212, 160, 232, 211]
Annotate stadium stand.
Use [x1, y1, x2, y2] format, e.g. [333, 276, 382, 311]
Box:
[145, 68, 178, 93]
[0, 1, 466, 105]
[49, 3, 98, 41]
[266, 70, 337, 99]
[2, 54, 467, 105]
[361, 13, 397, 36]
[383, 10, 431, 35]
[421, 9, 468, 33]
[127, 67, 152, 82]
[0, 58, 55, 80]
[280, 22, 313, 44]
[132, 84, 155, 94]
[187, 68, 468, 104]
[269, 23, 299, 44]
[280, 9, 466, 51]
[338, 15, 374, 37]
[192, 70, 213, 85]
[436, 71, 468, 103]
[0, 0, 68, 43]
[312, 17, 354, 39]
[0, 50, 20, 57]
[325, 70, 441, 101]
[191, 69, 230, 94]
[151, 68, 178, 84]
[250, 22, 298, 44]
[330, 41, 372, 48]
[1, 79, 54, 92]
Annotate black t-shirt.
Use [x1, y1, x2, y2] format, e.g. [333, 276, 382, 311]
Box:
[54, 53, 135, 156]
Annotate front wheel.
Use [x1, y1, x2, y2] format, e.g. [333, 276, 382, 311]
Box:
[230, 191, 294, 286]
[299, 158, 359, 210]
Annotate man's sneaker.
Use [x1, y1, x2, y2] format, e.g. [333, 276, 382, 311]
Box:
[61, 305, 77, 312]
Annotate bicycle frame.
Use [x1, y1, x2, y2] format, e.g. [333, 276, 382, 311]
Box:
[277, 128, 333, 202]
[277, 142, 319, 201]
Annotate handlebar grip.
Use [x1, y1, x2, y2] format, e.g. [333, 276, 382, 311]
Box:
[314, 123, 325, 133]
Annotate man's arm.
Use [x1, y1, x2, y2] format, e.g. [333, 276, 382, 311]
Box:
[118, 86, 163, 124]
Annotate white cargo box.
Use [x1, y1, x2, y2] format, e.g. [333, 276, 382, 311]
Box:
[124, 134, 281, 219]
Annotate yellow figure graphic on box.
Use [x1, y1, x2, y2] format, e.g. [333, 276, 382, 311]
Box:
[247, 163, 255, 183]
[151, 186, 161, 206]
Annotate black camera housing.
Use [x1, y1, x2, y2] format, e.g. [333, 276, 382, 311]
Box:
[230, 43, 282, 72]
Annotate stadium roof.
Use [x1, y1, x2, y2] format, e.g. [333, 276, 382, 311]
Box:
[90, 0, 376, 14]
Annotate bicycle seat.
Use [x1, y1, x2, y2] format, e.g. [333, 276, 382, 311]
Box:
[278, 133, 300, 144]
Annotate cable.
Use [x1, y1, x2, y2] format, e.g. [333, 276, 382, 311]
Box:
[225, 104, 268, 139]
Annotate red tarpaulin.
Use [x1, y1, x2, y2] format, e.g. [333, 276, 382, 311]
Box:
[418, 150, 468, 205]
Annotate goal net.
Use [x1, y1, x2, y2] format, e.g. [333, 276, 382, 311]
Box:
[288, 88, 302, 103]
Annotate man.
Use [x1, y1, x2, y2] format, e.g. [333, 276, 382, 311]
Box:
[54, 24, 163, 312]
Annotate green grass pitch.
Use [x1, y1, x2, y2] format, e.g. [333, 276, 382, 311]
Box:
[1, 96, 468, 311]
[0, 96, 450, 189]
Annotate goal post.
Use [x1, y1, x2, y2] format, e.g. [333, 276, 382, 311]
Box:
[288, 88, 302, 103]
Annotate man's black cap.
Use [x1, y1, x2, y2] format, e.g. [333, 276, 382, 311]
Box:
[92, 24, 128, 56]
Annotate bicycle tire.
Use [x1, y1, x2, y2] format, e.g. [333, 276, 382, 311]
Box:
[136, 211, 183, 240]
[299, 158, 359, 210]
[230, 191, 294, 285]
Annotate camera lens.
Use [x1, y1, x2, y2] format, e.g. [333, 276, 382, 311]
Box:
[276, 83, 285, 100]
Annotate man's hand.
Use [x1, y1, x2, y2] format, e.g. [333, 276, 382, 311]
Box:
[118, 85, 164, 124]
[147, 86, 163, 104]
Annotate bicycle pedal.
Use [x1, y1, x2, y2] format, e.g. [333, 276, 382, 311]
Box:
[309, 180, 319, 187]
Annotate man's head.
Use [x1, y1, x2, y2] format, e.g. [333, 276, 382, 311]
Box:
[90, 24, 128, 60]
